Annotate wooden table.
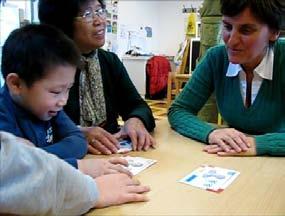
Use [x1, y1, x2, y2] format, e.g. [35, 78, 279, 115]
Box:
[87, 119, 285, 215]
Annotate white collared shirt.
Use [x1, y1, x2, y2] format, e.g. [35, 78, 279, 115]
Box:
[226, 47, 274, 105]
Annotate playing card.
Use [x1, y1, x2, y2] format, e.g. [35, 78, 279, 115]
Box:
[123, 156, 157, 175]
[118, 139, 132, 153]
[179, 165, 240, 193]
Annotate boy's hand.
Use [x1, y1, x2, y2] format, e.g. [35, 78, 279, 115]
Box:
[78, 157, 132, 178]
[16, 137, 35, 147]
[114, 117, 156, 151]
[81, 126, 120, 155]
[95, 174, 150, 208]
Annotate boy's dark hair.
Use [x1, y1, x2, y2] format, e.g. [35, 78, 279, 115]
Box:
[38, 0, 105, 38]
[1, 24, 80, 87]
[220, 0, 285, 32]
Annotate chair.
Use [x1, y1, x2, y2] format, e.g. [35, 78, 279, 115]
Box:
[166, 39, 192, 108]
[166, 38, 223, 126]
[145, 56, 172, 120]
[166, 72, 190, 107]
[146, 56, 171, 99]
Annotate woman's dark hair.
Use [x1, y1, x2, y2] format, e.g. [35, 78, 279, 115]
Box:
[38, 0, 105, 38]
[1, 24, 80, 87]
[220, 0, 285, 31]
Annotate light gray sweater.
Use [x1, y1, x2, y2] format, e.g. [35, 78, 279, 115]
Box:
[0, 131, 98, 216]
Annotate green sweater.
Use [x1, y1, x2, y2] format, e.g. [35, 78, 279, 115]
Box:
[168, 39, 285, 156]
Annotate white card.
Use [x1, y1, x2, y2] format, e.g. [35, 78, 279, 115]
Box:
[118, 139, 132, 153]
[179, 165, 240, 193]
[123, 156, 157, 175]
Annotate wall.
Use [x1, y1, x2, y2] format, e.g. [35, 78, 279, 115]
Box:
[156, 0, 202, 56]
[117, 1, 160, 57]
[117, 0, 203, 57]
[0, 0, 31, 86]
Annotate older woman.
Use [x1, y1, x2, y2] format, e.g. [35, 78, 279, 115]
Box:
[39, 0, 155, 155]
[169, 0, 285, 156]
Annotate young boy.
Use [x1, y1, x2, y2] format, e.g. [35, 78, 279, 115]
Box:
[0, 131, 150, 215]
[0, 24, 130, 178]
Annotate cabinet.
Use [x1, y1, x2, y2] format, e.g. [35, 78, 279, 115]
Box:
[122, 56, 152, 97]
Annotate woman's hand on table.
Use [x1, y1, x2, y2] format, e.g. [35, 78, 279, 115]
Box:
[205, 131, 256, 156]
[207, 128, 250, 153]
[114, 117, 156, 151]
[81, 126, 120, 155]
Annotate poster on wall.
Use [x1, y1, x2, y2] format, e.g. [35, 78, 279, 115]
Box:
[104, 0, 119, 53]
[106, 20, 112, 33]
[145, 26, 152, 38]
[112, 21, 117, 34]
[119, 24, 152, 56]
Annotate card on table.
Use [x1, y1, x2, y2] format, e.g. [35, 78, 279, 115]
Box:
[179, 165, 240, 193]
[118, 139, 132, 153]
[123, 156, 157, 175]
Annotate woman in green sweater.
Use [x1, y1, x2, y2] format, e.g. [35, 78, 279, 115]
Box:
[168, 0, 285, 156]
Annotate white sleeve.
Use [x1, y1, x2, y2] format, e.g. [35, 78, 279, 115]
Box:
[0, 131, 98, 216]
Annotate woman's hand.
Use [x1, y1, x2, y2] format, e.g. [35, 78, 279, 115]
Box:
[115, 117, 156, 151]
[81, 126, 120, 155]
[207, 128, 250, 153]
[77, 157, 132, 178]
[204, 135, 257, 156]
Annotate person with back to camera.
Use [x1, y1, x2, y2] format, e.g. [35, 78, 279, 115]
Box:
[0, 24, 132, 179]
[38, 0, 156, 155]
[168, 0, 285, 156]
[0, 131, 150, 215]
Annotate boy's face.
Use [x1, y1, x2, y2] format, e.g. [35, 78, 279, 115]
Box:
[15, 65, 76, 121]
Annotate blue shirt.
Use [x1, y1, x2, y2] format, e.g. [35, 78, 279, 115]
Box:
[0, 85, 87, 168]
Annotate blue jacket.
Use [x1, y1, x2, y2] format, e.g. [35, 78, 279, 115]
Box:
[0, 85, 87, 168]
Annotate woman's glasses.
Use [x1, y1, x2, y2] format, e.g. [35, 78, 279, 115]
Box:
[75, 8, 107, 23]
